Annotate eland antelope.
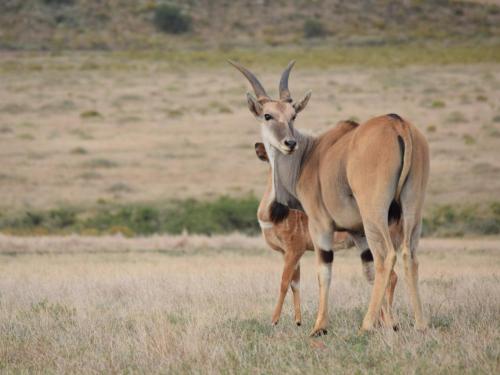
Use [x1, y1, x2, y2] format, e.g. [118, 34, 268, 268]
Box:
[255, 137, 399, 328]
[230, 60, 429, 336]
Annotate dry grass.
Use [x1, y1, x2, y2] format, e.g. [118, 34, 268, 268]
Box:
[0, 53, 499, 215]
[0, 235, 498, 374]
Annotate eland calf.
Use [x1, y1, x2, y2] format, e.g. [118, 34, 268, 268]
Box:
[230, 60, 429, 336]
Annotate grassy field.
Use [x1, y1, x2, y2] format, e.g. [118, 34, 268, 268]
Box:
[1, 1, 499, 374]
[0, 235, 498, 373]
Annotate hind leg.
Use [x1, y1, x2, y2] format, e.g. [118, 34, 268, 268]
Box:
[352, 235, 397, 334]
[358, 246, 398, 329]
[360, 219, 398, 331]
[380, 269, 398, 329]
[402, 220, 426, 330]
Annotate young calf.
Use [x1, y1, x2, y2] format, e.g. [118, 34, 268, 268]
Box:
[255, 120, 399, 329]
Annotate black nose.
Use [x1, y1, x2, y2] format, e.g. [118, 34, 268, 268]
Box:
[284, 139, 296, 150]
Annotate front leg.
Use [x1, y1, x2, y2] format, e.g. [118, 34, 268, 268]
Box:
[309, 226, 335, 337]
[271, 252, 302, 326]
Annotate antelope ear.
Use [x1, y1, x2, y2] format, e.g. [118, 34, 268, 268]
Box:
[246, 92, 263, 117]
[293, 91, 311, 114]
[254, 142, 269, 162]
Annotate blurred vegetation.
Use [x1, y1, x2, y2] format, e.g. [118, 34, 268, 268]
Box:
[42, 0, 74, 5]
[0, 196, 261, 236]
[1, 198, 499, 237]
[422, 202, 500, 237]
[304, 19, 326, 39]
[0, 0, 499, 50]
[153, 4, 191, 34]
[1, 43, 499, 74]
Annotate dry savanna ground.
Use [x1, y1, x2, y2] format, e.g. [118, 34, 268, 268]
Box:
[0, 53, 499, 214]
[0, 235, 499, 373]
[0, 51, 499, 373]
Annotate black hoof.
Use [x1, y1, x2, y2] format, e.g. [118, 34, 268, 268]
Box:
[393, 324, 400, 332]
[296, 322, 301, 327]
[311, 329, 328, 337]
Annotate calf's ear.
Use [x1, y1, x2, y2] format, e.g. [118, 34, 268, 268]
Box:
[254, 142, 269, 162]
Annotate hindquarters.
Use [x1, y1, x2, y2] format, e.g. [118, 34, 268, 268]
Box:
[344, 114, 428, 330]
[346, 115, 409, 235]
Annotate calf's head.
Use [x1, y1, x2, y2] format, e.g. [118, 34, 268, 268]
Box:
[229, 60, 311, 155]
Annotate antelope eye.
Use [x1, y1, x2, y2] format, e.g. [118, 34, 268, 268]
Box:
[264, 114, 273, 121]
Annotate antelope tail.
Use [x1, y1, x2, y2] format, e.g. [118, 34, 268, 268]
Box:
[395, 121, 413, 201]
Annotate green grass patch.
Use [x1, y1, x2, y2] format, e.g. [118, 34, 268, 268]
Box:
[1, 198, 499, 237]
[422, 202, 500, 237]
[1, 42, 499, 75]
[118, 42, 500, 68]
[0, 195, 261, 236]
[80, 110, 102, 118]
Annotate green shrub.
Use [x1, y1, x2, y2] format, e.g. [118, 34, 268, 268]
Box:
[153, 4, 192, 34]
[304, 19, 326, 38]
[431, 100, 446, 108]
[0, 196, 260, 236]
[80, 110, 102, 118]
[84, 206, 161, 235]
[163, 196, 259, 235]
[463, 134, 476, 145]
[422, 203, 500, 237]
[42, 0, 74, 5]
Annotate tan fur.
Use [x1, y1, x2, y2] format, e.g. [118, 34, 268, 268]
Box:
[232, 62, 429, 336]
[296, 116, 429, 334]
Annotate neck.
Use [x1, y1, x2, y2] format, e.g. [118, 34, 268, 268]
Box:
[269, 129, 315, 209]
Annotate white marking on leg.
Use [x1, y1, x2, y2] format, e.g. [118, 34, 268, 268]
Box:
[317, 232, 332, 251]
[258, 220, 274, 229]
[291, 280, 300, 290]
[318, 263, 332, 286]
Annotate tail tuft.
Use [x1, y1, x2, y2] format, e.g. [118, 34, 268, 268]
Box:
[388, 200, 402, 224]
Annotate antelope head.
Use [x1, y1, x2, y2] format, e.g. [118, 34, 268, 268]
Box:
[229, 60, 311, 155]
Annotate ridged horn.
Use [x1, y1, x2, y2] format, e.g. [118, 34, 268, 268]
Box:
[279, 60, 295, 102]
[227, 60, 269, 101]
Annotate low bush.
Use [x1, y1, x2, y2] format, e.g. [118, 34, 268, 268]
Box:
[42, 0, 74, 5]
[304, 19, 326, 38]
[153, 4, 192, 34]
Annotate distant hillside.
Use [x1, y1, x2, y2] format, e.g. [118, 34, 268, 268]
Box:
[0, 0, 499, 50]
